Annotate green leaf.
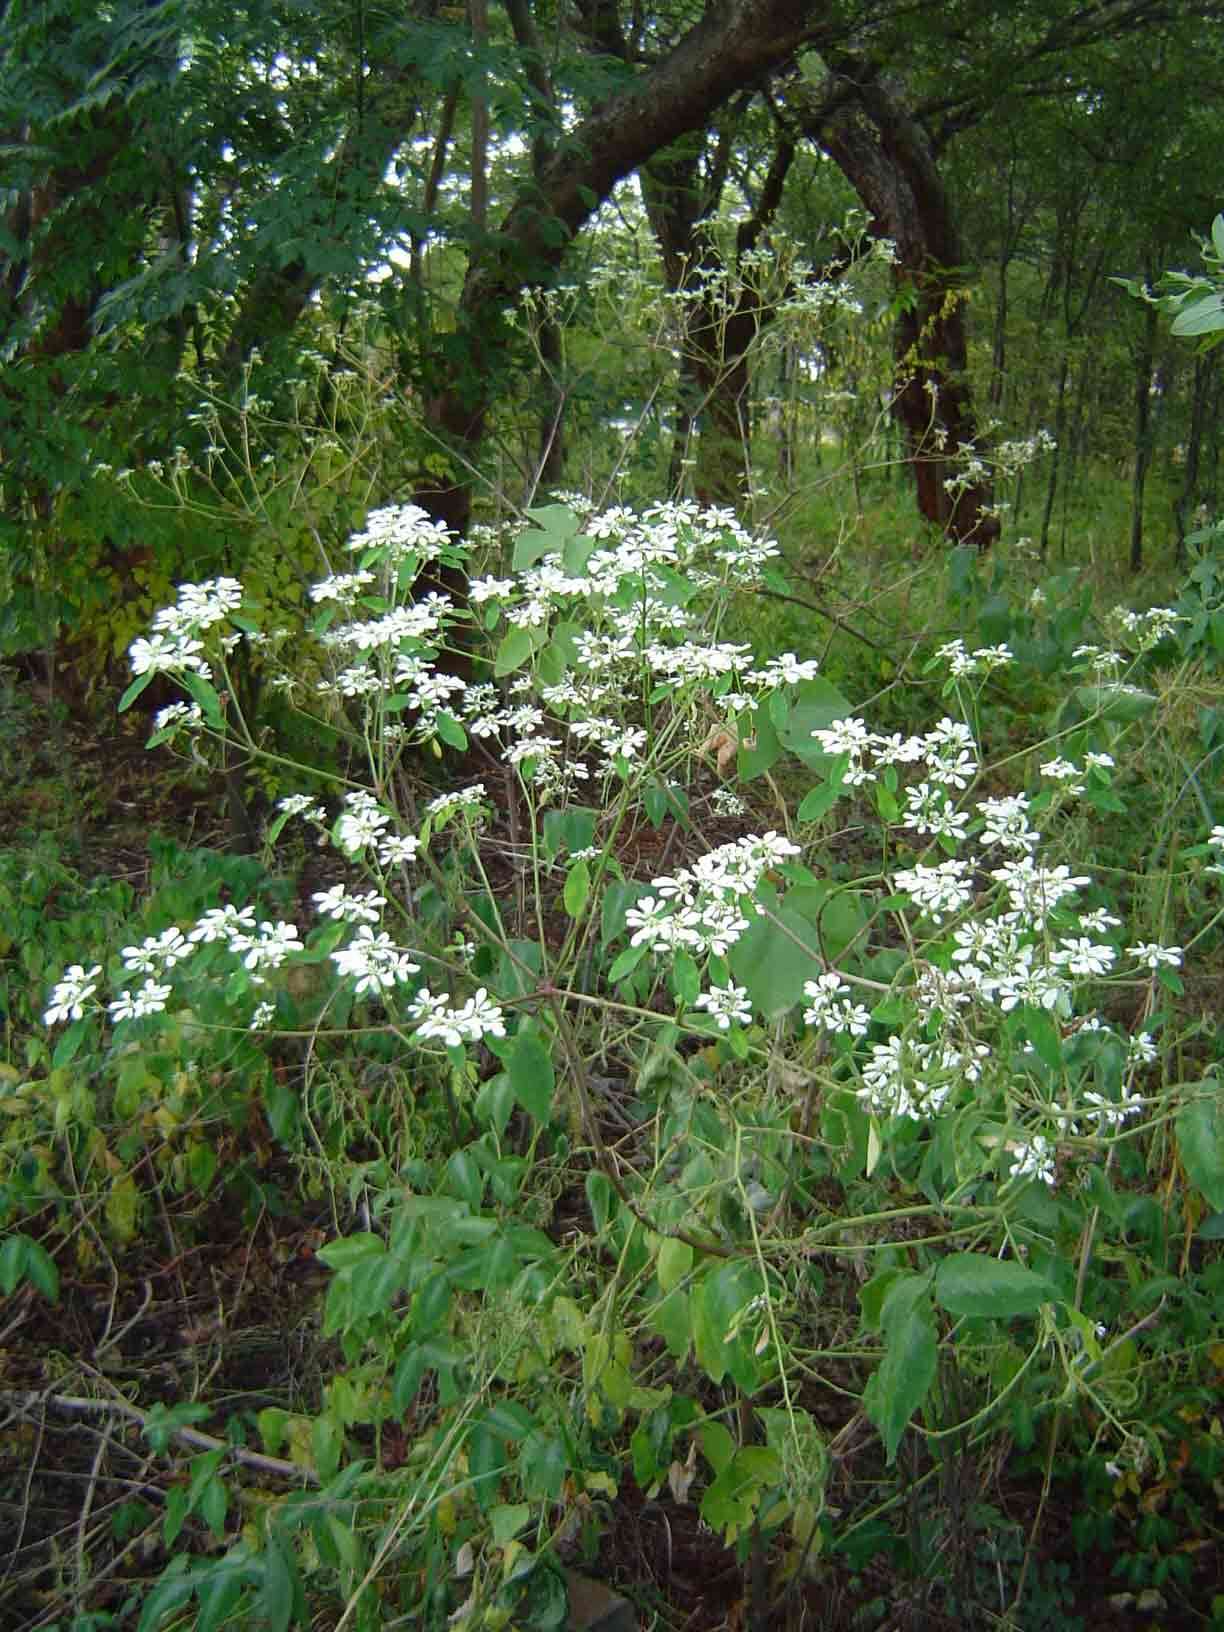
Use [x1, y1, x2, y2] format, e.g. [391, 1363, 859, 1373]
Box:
[196, 1554, 254, 1632]
[935, 1253, 1055, 1319]
[728, 891, 821, 1018]
[494, 625, 539, 678]
[862, 1278, 937, 1464]
[586, 1170, 615, 1235]
[657, 1237, 693, 1294]
[21, 1238, 59, 1302]
[0, 1233, 29, 1296]
[1019, 1005, 1062, 1071]
[434, 710, 468, 751]
[737, 706, 782, 781]
[509, 1029, 555, 1124]
[180, 670, 224, 730]
[699, 1421, 736, 1476]
[797, 777, 844, 824]
[608, 941, 647, 983]
[1177, 1092, 1224, 1211]
[259, 1531, 295, 1632]
[519, 1429, 568, 1500]
[780, 678, 855, 765]
[563, 860, 590, 919]
[670, 950, 700, 1007]
[118, 670, 155, 714]
[513, 505, 579, 570]
[491, 1503, 531, 1544]
[1172, 291, 1224, 336]
[316, 1233, 385, 1271]
[137, 1557, 195, 1632]
[1070, 684, 1157, 723]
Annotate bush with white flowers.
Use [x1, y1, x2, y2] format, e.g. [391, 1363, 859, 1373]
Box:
[38, 497, 1224, 1533]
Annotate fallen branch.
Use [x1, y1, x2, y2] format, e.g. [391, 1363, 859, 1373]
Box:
[0, 1389, 319, 1487]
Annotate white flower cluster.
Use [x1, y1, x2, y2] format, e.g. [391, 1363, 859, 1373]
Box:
[694, 983, 753, 1030]
[935, 639, 1014, 680]
[1111, 604, 1183, 652]
[811, 716, 980, 819]
[802, 972, 871, 1037]
[624, 832, 800, 959]
[346, 504, 454, 563]
[855, 1034, 986, 1121]
[409, 987, 506, 1048]
[128, 577, 243, 680]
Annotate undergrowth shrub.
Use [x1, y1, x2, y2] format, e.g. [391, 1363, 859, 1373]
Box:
[17, 497, 1224, 1630]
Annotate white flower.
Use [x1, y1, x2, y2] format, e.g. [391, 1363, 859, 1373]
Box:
[937, 638, 978, 679]
[1007, 1135, 1057, 1188]
[233, 921, 302, 975]
[626, 895, 673, 950]
[1041, 756, 1085, 793]
[310, 571, 375, 603]
[120, 928, 192, 974]
[468, 576, 516, 603]
[1126, 942, 1182, 970]
[449, 988, 506, 1043]
[154, 702, 204, 732]
[1127, 1031, 1158, 1066]
[189, 904, 256, 944]
[990, 858, 1089, 924]
[276, 795, 326, 821]
[892, 859, 973, 921]
[802, 973, 870, 1036]
[44, 964, 102, 1026]
[694, 983, 753, 1030]
[312, 885, 386, 924]
[336, 792, 392, 853]
[904, 782, 970, 841]
[1050, 937, 1116, 977]
[1078, 907, 1122, 934]
[1080, 1090, 1144, 1131]
[977, 794, 1038, 853]
[249, 1000, 276, 1030]
[378, 834, 421, 865]
[972, 644, 1013, 671]
[812, 716, 873, 757]
[425, 785, 487, 818]
[331, 926, 420, 995]
[129, 633, 209, 677]
[748, 652, 820, 688]
[109, 979, 173, 1022]
[347, 503, 454, 561]
[710, 787, 747, 816]
[413, 987, 505, 1047]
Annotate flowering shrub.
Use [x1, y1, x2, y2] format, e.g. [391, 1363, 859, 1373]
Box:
[32, 497, 1224, 1624]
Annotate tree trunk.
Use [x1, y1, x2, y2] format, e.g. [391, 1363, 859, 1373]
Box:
[815, 63, 998, 546]
[1175, 351, 1214, 564]
[1129, 297, 1159, 574]
[1039, 355, 1070, 559]
[418, 0, 830, 541]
